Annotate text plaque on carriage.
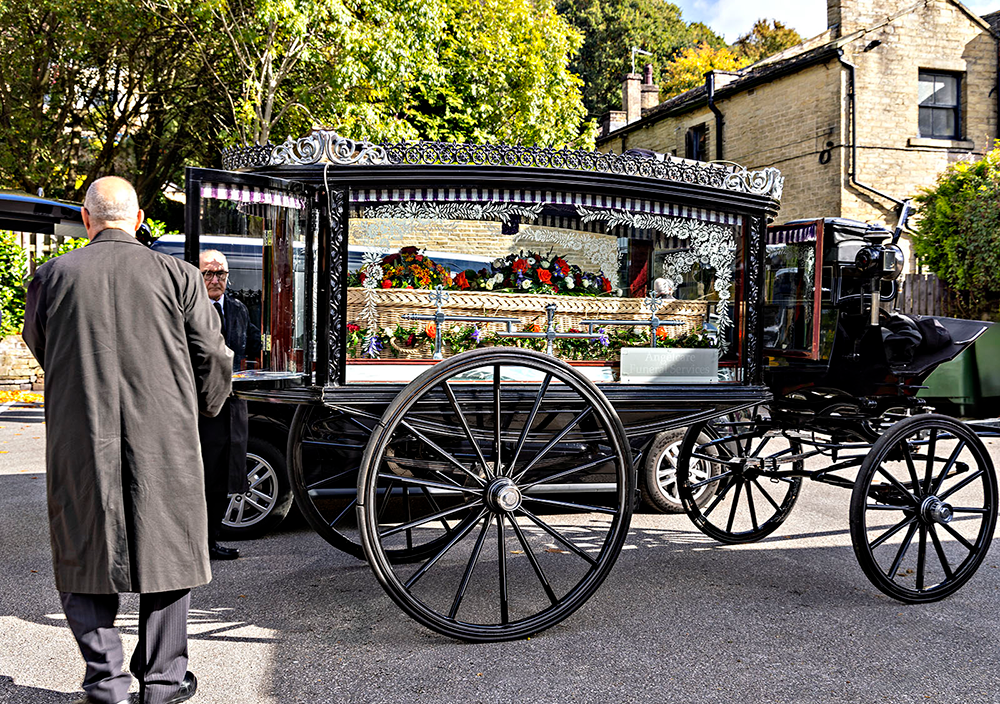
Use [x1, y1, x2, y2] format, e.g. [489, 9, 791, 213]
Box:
[620, 348, 719, 383]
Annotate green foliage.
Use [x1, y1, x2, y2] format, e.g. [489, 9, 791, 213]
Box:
[0, 232, 28, 336]
[731, 19, 802, 64]
[912, 145, 1000, 319]
[659, 43, 750, 98]
[404, 0, 594, 147]
[558, 0, 724, 117]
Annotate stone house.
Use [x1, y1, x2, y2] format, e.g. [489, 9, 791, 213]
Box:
[597, 0, 1000, 256]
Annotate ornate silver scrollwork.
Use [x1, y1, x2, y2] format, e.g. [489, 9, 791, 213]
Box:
[272, 130, 389, 166]
[220, 130, 784, 202]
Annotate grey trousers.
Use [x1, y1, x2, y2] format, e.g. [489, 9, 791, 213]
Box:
[60, 589, 190, 704]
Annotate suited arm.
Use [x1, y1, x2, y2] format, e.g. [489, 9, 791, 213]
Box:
[22, 275, 47, 371]
[185, 272, 233, 416]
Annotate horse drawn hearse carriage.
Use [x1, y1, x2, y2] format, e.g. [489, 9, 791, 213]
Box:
[183, 130, 996, 642]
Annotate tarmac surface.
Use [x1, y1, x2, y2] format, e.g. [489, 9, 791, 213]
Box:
[1, 402, 999, 704]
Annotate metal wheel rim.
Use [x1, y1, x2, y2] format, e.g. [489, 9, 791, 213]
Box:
[223, 452, 278, 529]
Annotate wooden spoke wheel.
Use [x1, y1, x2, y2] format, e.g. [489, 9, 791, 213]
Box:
[358, 348, 633, 642]
[676, 410, 803, 544]
[849, 414, 997, 603]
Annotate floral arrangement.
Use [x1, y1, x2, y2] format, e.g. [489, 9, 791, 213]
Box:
[348, 246, 453, 290]
[348, 247, 619, 296]
[351, 321, 712, 360]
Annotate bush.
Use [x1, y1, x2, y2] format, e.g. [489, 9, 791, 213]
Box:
[912, 144, 1000, 319]
[0, 231, 27, 336]
[0, 233, 88, 335]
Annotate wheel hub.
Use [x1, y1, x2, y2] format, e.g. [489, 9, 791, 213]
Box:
[485, 477, 523, 513]
[920, 496, 953, 525]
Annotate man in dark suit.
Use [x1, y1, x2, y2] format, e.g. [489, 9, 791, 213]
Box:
[23, 176, 232, 704]
[198, 249, 257, 560]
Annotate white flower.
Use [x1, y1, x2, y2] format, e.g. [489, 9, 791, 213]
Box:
[493, 273, 503, 283]
[541, 260, 550, 268]
[486, 280, 495, 290]
[520, 280, 532, 289]
[493, 258, 504, 268]
[383, 326, 393, 336]
[527, 257, 536, 265]
[584, 279, 593, 288]
[616, 288, 624, 297]
[566, 280, 575, 289]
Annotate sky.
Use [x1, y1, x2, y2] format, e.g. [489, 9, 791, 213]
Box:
[673, 0, 1000, 42]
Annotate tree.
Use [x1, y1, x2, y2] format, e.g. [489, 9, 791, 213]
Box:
[732, 19, 802, 64]
[0, 0, 223, 209]
[558, 0, 724, 118]
[911, 145, 1000, 319]
[404, 0, 593, 147]
[659, 43, 749, 98]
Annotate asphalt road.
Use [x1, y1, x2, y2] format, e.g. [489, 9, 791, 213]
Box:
[2, 403, 999, 704]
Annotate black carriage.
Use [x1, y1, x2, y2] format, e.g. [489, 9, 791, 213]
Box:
[184, 131, 995, 642]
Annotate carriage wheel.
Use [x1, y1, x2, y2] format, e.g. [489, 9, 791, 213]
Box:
[358, 347, 633, 642]
[289, 404, 476, 563]
[849, 414, 997, 603]
[676, 409, 803, 544]
[289, 404, 369, 559]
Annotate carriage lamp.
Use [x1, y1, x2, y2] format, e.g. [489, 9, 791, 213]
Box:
[880, 244, 904, 280]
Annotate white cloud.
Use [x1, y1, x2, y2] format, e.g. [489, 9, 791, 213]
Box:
[675, 0, 999, 43]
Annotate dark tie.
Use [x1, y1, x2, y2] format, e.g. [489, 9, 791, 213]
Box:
[215, 301, 225, 336]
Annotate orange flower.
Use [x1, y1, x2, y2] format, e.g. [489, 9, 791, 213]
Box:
[425, 322, 437, 338]
[537, 269, 551, 283]
[656, 326, 670, 339]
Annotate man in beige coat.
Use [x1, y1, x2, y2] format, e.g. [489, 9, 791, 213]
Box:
[23, 176, 232, 704]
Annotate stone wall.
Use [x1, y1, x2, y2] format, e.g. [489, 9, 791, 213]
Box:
[0, 335, 42, 390]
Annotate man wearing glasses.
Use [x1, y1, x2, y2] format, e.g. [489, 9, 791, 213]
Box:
[198, 250, 256, 560]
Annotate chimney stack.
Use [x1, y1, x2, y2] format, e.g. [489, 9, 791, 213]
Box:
[641, 64, 659, 111]
[623, 73, 642, 124]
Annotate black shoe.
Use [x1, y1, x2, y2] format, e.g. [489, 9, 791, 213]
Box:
[71, 697, 130, 704]
[209, 543, 239, 560]
[164, 671, 197, 704]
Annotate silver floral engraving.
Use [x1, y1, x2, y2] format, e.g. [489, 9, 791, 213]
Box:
[514, 226, 622, 289]
[365, 201, 543, 224]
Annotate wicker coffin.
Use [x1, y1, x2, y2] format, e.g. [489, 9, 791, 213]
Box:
[346, 287, 710, 358]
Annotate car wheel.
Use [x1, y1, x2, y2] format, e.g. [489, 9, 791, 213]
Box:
[220, 436, 293, 540]
[640, 429, 716, 513]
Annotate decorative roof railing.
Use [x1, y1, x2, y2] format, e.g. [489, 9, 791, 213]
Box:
[221, 129, 783, 201]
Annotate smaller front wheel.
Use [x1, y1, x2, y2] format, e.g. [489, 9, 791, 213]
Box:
[676, 411, 803, 544]
[849, 414, 997, 603]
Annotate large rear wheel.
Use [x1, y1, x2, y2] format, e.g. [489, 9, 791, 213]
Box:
[358, 348, 633, 642]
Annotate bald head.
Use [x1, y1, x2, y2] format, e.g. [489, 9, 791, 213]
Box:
[82, 176, 143, 238]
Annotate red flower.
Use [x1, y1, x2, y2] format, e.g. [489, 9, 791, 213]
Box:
[347, 323, 360, 333]
[384, 253, 400, 265]
[400, 246, 418, 256]
[602, 278, 613, 293]
[382, 279, 392, 289]
[456, 272, 470, 289]
[537, 269, 552, 284]
[358, 271, 367, 285]
[550, 284, 559, 294]
[512, 258, 528, 273]
[415, 255, 423, 262]
[555, 258, 570, 275]
[406, 333, 415, 346]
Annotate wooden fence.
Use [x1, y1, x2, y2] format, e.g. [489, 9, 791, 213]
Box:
[12, 232, 80, 275]
[896, 272, 954, 317]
